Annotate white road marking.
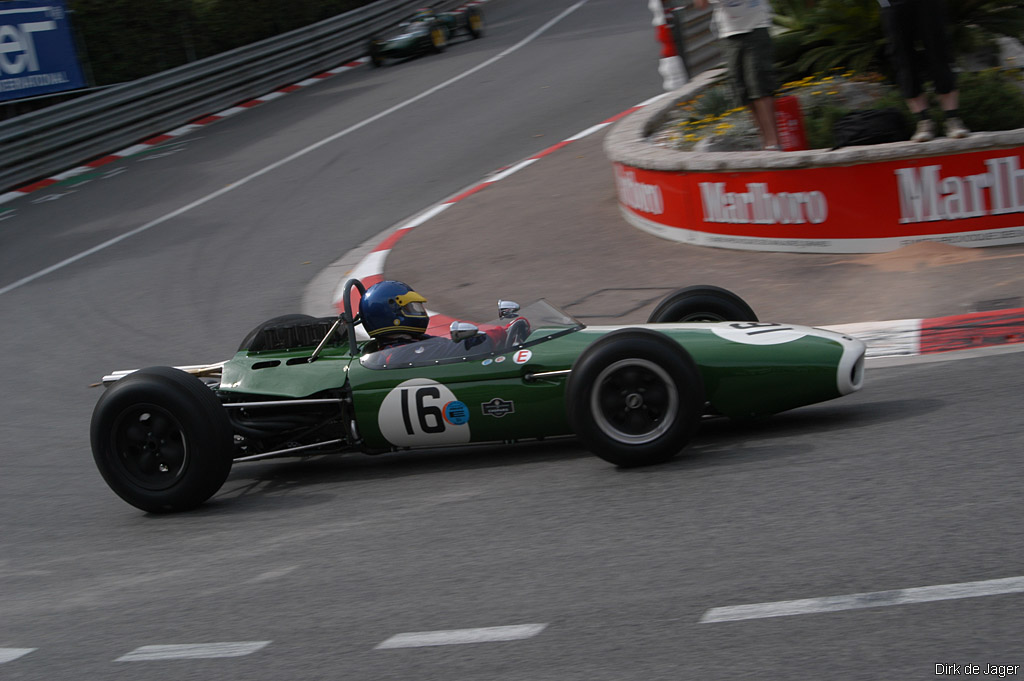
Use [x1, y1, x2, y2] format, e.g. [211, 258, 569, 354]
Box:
[246, 565, 299, 583]
[0, 0, 591, 299]
[214, 106, 248, 118]
[375, 623, 548, 649]
[398, 202, 452, 231]
[488, 158, 538, 182]
[700, 575, 1024, 623]
[114, 143, 151, 157]
[115, 641, 271, 661]
[354, 248, 389, 277]
[52, 167, 91, 181]
[565, 122, 612, 141]
[0, 648, 36, 664]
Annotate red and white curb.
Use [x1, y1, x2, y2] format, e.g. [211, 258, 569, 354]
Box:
[825, 308, 1024, 359]
[0, 60, 369, 206]
[332, 98, 660, 338]
[333, 97, 1024, 358]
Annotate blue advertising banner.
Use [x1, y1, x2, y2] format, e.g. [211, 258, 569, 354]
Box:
[1, 0, 86, 102]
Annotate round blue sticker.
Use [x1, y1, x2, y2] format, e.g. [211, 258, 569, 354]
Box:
[444, 400, 470, 425]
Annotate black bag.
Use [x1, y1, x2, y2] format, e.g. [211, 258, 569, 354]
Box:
[831, 108, 910, 149]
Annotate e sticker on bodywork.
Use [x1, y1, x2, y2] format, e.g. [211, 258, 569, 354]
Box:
[378, 379, 471, 447]
[512, 349, 532, 364]
[711, 322, 807, 346]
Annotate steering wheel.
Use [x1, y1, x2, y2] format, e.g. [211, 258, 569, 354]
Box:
[505, 318, 531, 349]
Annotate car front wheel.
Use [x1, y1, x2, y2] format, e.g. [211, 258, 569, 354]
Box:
[91, 366, 233, 513]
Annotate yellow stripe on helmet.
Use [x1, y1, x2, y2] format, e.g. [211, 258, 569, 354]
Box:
[394, 291, 427, 307]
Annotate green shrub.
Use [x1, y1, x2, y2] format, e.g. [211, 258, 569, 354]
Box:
[771, 0, 1024, 82]
[70, 0, 372, 85]
[958, 69, 1024, 131]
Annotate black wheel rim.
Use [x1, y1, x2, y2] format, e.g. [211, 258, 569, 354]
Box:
[110, 404, 189, 490]
[591, 359, 678, 444]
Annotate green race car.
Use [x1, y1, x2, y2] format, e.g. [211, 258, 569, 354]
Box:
[368, 5, 484, 67]
[90, 281, 866, 513]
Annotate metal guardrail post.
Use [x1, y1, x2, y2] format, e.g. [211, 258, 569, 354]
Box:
[671, 3, 720, 79]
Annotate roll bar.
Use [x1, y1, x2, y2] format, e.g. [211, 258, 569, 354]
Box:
[308, 278, 365, 363]
[341, 278, 366, 356]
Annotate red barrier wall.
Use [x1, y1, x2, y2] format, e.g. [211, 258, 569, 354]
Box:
[614, 147, 1024, 254]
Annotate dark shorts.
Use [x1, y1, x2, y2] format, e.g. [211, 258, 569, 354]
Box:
[723, 27, 776, 103]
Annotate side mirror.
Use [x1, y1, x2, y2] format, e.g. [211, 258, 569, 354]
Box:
[498, 300, 520, 319]
[450, 321, 480, 342]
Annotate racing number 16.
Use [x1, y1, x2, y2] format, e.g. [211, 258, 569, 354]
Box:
[400, 387, 445, 435]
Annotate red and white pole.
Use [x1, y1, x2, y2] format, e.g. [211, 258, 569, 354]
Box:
[649, 0, 687, 90]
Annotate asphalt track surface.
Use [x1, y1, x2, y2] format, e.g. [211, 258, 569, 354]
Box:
[1, 1, 1023, 679]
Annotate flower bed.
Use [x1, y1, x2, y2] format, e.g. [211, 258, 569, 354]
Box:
[649, 68, 1024, 153]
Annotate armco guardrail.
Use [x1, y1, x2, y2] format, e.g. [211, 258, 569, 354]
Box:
[668, 4, 721, 80]
[0, 0, 471, 192]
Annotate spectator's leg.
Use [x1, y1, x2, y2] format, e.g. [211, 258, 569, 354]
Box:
[743, 28, 778, 149]
[916, 0, 968, 137]
[750, 97, 779, 150]
[881, 2, 925, 102]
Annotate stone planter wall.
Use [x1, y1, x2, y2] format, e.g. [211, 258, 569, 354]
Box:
[605, 69, 1024, 254]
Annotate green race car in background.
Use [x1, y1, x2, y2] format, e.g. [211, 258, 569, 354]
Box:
[90, 282, 866, 513]
[368, 5, 484, 67]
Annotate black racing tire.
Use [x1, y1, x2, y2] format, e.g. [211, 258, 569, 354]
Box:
[566, 329, 704, 467]
[429, 22, 448, 52]
[238, 314, 315, 352]
[91, 366, 234, 513]
[367, 38, 383, 67]
[647, 285, 757, 323]
[466, 8, 484, 38]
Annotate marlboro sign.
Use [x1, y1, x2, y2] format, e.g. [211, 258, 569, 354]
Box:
[614, 147, 1024, 253]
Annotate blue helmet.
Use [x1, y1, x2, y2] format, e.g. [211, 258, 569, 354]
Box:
[359, 280, 429, 338]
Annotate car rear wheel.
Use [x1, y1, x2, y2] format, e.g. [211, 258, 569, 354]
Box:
[466, 8, 484, 38]
[647, 285, 757, 323]
[566, 329, 704, 467]
[429, 23, 448, 52]
[368, 40, 384, 67]
[91, 367, 233, 513]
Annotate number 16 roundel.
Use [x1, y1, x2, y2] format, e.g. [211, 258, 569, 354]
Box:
[378, 378, 472, 447]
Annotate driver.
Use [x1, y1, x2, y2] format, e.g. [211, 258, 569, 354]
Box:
[358, 280, 497, 365]
[359, 280, 432, 349]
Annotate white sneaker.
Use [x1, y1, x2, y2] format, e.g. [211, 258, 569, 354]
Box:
[945, 117, 970, 139]
[911, 119, 935, 142]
